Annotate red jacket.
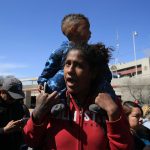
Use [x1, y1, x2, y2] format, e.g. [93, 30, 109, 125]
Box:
[23, 94, 134, 150]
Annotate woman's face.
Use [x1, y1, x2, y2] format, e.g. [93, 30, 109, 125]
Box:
[128, 107, 143, 129]
[0, 90, 14, 104]
[64, 49, 93, 96]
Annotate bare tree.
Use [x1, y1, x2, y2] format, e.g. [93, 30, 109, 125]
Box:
[123, 78, 150, 104]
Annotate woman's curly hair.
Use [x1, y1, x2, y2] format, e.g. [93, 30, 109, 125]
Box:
[64, 42, 113, 89]
[88, 42, 112, 64]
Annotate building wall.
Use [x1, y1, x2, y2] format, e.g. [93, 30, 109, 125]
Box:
[112, 75, 150, 103]
[111, 57, 150, 77]
[141, 58, 150, 75]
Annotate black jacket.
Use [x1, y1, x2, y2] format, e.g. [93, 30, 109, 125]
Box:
[0, 100, 25, 150]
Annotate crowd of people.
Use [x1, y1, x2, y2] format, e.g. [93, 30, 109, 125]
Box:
[0, 13, 150, 150]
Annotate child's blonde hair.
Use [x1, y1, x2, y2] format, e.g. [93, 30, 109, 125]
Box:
[61, 13, 90, 40]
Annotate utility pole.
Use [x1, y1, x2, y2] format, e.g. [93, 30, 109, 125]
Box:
[115, 31, 119, 75]
[132, 31, 138, 76]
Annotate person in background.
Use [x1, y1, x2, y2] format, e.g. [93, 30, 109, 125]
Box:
[0, 76, 4, 88]
[24, 44, 134, 150]
[142, 104, 150, 119]
[142, 104, 150, 130]
[140, 104, 150, 146]
[37, 13, 116, 114]
[20, 99, 30, 118]
[0, 77, 29, 150]
[123, 101, 150, 150]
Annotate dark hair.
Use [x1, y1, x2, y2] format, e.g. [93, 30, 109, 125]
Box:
[61, 13, 90, 39]
[64, 43, 112, 91]
[62, 13, 90, 28]
[123, 101, 143, 117]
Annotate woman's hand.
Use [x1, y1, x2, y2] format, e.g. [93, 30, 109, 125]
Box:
[95, 93, 120, 121]
[33, 91, 59, 124]
[3, 120, 22, 134]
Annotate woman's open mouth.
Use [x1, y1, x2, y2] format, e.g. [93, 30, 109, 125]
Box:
[66, 77, 77, 87]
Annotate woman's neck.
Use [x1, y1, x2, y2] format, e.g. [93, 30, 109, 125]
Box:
[72, 90, 91, 107]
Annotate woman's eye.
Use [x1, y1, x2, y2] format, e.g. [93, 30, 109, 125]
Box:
[65, 61, 70, 66]
[65, 64, 69, 67]
[75, 63, 83, 68]
[133, 115, 140, 119]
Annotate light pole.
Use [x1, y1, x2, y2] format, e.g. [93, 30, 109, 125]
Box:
[132, 31, 138, 76]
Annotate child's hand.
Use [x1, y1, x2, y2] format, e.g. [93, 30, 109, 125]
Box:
[95, 93, 120, 121]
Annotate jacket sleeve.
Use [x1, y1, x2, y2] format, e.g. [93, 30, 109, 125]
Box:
[37, 48, 63, 85]
[37, 41, 70, 85]
[106, 102, 134, 150]
[23, 117, 48, 148]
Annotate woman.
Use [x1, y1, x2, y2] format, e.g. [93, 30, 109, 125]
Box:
[123, 101, 150, 150]
[23, 44, 134, 150]
[0, 77, 29, 150]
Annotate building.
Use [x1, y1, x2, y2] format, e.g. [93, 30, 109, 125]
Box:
[110, 57, 150, 78]
[21, 77, 38, 108]
[110, 57, 150, 103]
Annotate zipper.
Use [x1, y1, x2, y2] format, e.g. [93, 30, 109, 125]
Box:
[78, 108, 83, 150]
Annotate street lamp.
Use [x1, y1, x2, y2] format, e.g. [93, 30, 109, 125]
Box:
[132, 31, 138, 76]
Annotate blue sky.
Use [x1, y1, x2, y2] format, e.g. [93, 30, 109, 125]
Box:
[0, 0, 150, 78]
